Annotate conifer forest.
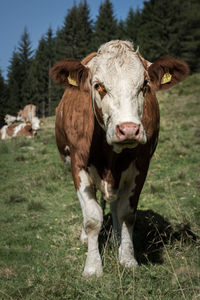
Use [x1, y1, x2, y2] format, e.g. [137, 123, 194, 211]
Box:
[0, 0, 199, 126]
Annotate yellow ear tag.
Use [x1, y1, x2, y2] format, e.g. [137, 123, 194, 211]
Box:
[161, 72, 172, 84]
[68, 75, 78, 86]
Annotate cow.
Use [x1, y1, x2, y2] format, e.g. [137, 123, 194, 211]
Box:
[0, 123, 34, 139]
[50, 40, 189, 277]
[17, 104, 36, 122]
[0, 116, 40, 140]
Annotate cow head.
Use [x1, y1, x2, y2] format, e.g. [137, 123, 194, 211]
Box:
[31, 117, 40, 132]
[51, 40, 189, 153]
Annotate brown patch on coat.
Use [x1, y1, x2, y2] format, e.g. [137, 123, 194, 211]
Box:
[142, 89, 160, 141]
[19, 124, 34, 137]
[94, 102, 104, 127]
[6, 125, 16, 137]
[55, 88, 94, 189]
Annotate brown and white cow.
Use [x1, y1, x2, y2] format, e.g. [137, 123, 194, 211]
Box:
[0, 123, 34, 139]
[17, 104, 36, 122]
[0, 115, 40, 139]
[50, 40, 189, 277]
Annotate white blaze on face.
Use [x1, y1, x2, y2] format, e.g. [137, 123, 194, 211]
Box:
[88, 40, 147, 152]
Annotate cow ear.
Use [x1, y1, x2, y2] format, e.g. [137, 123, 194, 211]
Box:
[50, 58, 90, 89]
[148, 57, 189, 91]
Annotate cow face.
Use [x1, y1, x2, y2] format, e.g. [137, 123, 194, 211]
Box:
[50, 40, 189, 153]
[88, 41, 148, 152]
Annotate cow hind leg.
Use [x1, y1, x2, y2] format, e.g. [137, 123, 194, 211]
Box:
[77, 170, 103, 277]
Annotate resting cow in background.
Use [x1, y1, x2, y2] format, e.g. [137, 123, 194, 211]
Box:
[0, 116, 40, 140]
[0, 123, 34, 139]
[17, 104, 36, 122]
[51, 40, 189, 277]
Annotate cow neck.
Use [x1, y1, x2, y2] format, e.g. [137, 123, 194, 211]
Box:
[92, 89, 106, 131]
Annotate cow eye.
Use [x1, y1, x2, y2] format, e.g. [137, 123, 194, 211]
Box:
[94, 82, 107, 99]
[94, 82, 101, 89]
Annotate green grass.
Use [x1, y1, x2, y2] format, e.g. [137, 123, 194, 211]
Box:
[0, 74, 200, 299]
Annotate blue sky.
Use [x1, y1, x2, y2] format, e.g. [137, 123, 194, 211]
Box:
[0, 0, 144, 79]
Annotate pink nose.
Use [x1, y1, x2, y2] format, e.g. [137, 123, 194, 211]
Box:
[115, 122, 141, 142]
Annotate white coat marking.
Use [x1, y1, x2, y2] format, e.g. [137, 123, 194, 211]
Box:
[1, 125, 8, 139]
[13, 123, 26, 137]
[77, 170, 103, 276]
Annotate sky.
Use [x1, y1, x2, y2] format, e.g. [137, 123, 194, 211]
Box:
[0, 0, 144, 79]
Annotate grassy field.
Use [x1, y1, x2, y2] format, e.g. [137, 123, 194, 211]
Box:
[0, 74, 200, 300]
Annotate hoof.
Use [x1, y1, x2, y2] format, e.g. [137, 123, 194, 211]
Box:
[119, 256, 138, 268]
[82, 265, 103, 278]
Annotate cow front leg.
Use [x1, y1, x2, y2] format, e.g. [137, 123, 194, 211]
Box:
[118, 200, 138, 268]
[119, 217, 138, 268]
[80, 226, 88, 244]
[110, 200, 121, 241]
[77, 170, 103, 277]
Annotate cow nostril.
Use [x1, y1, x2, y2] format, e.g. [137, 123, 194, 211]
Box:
[118, 125, 125, 136]
[135, 126, 140, 137]
[135, 127, 140, 136]
[116, 122, 141, 141]
[116, 125, 125, 137]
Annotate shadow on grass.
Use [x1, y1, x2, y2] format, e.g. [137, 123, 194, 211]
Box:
[99, 209, 197, 265]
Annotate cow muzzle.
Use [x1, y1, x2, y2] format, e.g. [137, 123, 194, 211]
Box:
[115, 122, 142, 144]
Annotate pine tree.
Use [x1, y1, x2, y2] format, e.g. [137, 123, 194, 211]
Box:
[7, 27, 33, 116]
[138, 0, 200, 71]
[18, 27, 33, 107]
[117, 20, 127, 40]
[24, 28, 58, 118]
[125, 8, 141, 45]
[7, 50, 22, 115]
[138, 0, 172, 60]
[25, 36, 50, 118]
[75, 0, 93, 58]
[58, 3, 78, 59]
[45, 27, 56, 116]
[93, 0, 118, 49]
[178, 0, 200, 72]
[0, 70, 8, 127]
[55, 1, 93, 61]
